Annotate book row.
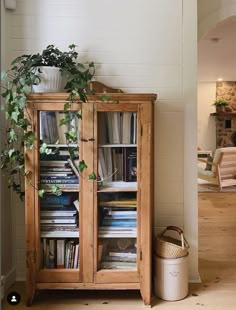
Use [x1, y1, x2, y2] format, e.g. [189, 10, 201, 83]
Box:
[98, 112, 137, 145]
[98, 147, 137, 182]
[40, 111, 79, 144]
[41, 238, 79, 269]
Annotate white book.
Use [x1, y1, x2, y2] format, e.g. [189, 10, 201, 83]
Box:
[98, 233, 137, 238]
[73, 200, 80, 212]
[132, 113, 137, 144]
[67, 159, 80, 178]
[112, 112, 121, 144]
[41, 211, 77, 217]
[73, 244, 79, 269]
[103, 148, 113, 182]
[122, 112, 132, 144]
[56, 112, 68, 144]
[98, 149, 106, 180]
[40, 217, 77, 224]
[57, 240, 65, 268]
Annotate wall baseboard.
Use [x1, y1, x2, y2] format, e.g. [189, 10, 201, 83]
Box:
[16, 275, 26, 282]
[4, 267, 16, 292]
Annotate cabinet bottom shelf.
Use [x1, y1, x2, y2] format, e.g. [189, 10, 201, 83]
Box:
[35, 282, 140, 290]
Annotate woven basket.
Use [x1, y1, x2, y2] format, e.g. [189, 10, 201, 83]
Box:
[155, 226, 189, 259]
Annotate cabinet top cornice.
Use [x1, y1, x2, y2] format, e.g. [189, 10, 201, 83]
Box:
[27, 93, 157, 102]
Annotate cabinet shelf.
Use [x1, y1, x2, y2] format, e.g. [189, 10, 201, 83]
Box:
[99, 144, 137, 148]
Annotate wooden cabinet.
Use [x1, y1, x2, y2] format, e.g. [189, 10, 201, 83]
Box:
[25, 88, 156, 306]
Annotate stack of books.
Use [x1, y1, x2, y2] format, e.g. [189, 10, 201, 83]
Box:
[40, 194, 79, 238]
[40, 150, 79, 190]
[100, 248, 137, 270]
[99, 208, 137, 238]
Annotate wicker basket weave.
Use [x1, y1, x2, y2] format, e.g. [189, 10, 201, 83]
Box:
[155, 226, 189, 259]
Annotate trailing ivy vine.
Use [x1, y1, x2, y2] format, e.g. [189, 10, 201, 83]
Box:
[1, 44, 96, 200]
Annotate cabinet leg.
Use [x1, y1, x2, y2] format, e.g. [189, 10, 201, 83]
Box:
[26, 286, 35, 306]
[140, 289, 151, 306]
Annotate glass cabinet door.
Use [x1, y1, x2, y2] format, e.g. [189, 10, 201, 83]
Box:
[94, 109, 140, 283]
[36, 109, 81, 281]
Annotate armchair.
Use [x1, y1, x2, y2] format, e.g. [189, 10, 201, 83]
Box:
[198, 147, 236, 191]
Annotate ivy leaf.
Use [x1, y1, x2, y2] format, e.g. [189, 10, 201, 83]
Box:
[8, 148, 15, 157]
[78, 160, 88, 172]
[9, 129, 17, 142]
[38, 189, 45, 198]
[6, 81, 13, 90]
[65, 130, 77, 142]
[68, 44, 76, 49]
[17, 96, 26, 109]
[88, 172, 96, 180]
[64, 102, 70, 111]
[19, 78, 26, 86]
[77, 109, 82, 119]
[39, 143, 52, 155]
[50, 185, 62, 196]
[11, 111, 20, 123]
[1, 71, 7, 80]
[21, 85, 31, 94]
[99, 94, 111, 102]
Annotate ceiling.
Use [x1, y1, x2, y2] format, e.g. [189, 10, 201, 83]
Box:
[198, 16, 236, 82]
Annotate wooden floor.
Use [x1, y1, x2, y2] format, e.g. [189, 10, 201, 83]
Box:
[2, 192, 236, 309]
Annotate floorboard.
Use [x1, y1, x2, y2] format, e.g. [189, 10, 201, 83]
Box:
[2, 192, 236, 309]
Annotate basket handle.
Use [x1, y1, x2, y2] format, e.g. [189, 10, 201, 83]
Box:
[160, 226, 190, 250]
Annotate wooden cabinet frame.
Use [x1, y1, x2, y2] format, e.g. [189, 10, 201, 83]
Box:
[25, 91, 156, 306]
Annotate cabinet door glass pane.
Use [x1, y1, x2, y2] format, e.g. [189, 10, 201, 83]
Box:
[39, 111, 80, 269]
[97, 112, 138, 270]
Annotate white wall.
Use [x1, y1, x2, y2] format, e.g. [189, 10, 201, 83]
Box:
[198, 0, 236, 39]
[198, 83, 216, 151]
[1, 0, 16, 291]
[3, 0, 199, 281]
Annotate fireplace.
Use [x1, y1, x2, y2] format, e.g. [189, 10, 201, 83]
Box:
[215, 114, 236, 147]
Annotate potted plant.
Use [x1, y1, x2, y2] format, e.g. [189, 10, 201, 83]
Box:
[1, 44, 96, 200]
[212, 98, 229, 113]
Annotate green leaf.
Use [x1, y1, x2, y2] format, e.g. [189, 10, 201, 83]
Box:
[78, 160, 88, 172]
[88, 172, 96, 180]
[11, 110, 20, 122]
[16, 96, 26, 109]
[8, 149, 15, 157]
[50, 185, 62, 196]
[39, 143, 52, 155]
[6, 81, 13, 90]
[19, 78, 26, 86]
[38, 189, 45, 198]
[9, 129, 17, 142]
[1, 71, 7, 80]
[64, 102, 70, 111]
[99, 94, 111, 102]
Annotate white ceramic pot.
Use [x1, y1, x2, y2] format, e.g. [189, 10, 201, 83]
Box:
[32, 66, 63, 93]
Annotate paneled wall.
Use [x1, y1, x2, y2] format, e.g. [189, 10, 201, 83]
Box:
[3, 0, 198, 281]
[198, 82, 216, 151]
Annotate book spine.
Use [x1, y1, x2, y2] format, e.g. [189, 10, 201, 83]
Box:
[41, 198, 72, 205]
[40, 179, 79, 184]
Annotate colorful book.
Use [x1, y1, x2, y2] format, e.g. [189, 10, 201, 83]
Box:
[40, 193, 75, 205]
